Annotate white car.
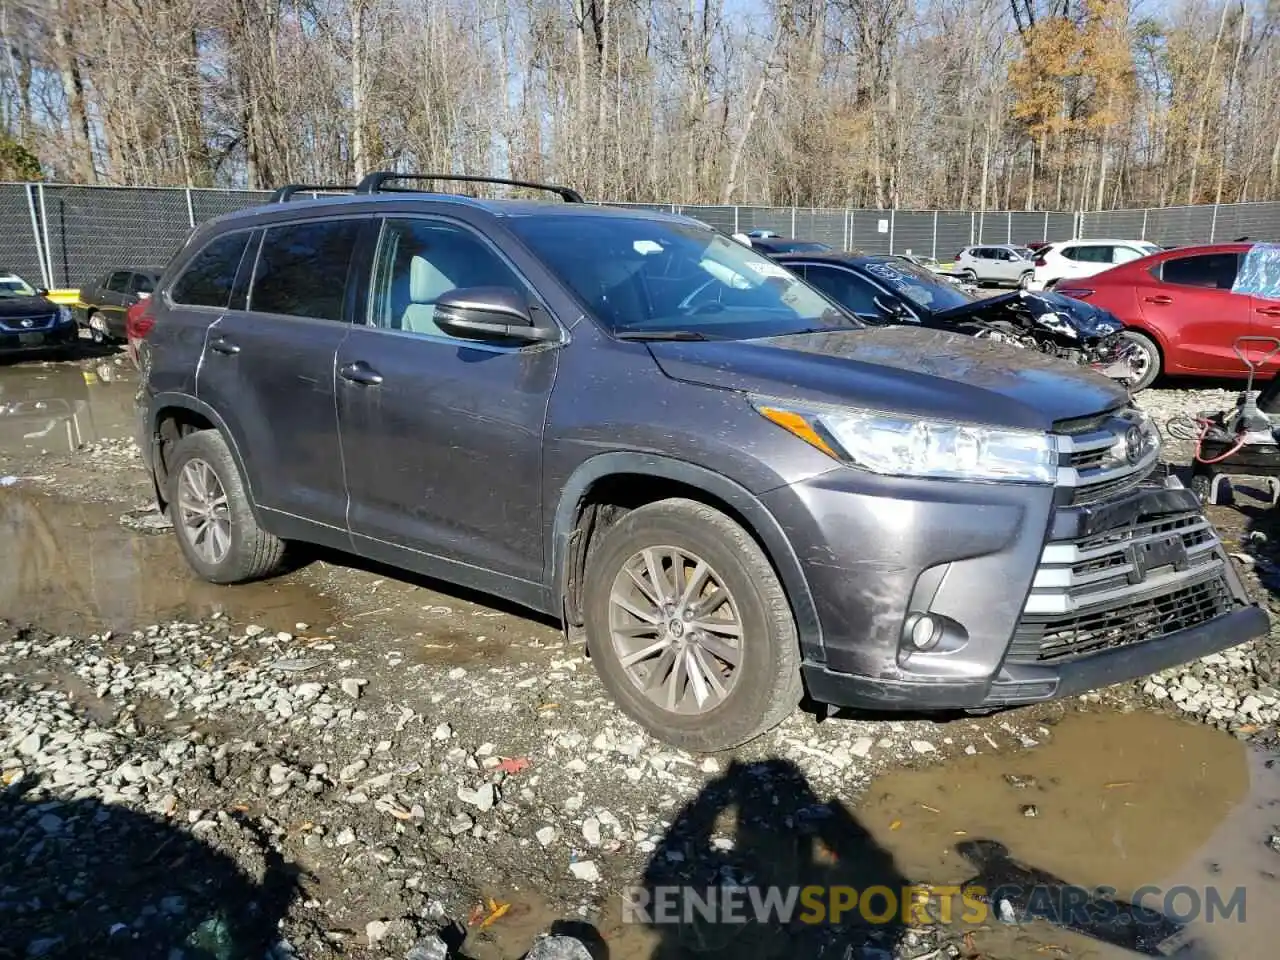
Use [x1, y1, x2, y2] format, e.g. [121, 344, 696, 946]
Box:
[1030, 239, 1161, 291]
[953, 245, 1038, 287]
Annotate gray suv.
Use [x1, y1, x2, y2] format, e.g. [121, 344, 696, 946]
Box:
[135, 173, 1266, 751]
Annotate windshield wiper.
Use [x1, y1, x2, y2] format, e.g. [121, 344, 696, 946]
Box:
[613, 329, 714, 341]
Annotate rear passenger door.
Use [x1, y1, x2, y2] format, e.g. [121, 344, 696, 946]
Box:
[195, 217, 365, 533]
[335, 214, 560, 592]
[101, 271, 132, 332]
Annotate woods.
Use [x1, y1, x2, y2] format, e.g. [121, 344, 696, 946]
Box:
[1, 0, 1278, 209]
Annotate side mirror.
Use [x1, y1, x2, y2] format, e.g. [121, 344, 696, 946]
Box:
[433, 286, 555, 344]
[36, 287, 49, 297]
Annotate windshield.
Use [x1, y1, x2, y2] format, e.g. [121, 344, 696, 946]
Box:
[506, 215, 858, 338]
[862, 258, 977, 312]
[1010, 247, 1035, 261]
[0, 276, 37, 298]
[1136, 242, 1161, 256]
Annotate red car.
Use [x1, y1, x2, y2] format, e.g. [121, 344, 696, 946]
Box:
[1055, 242, 1280, 390]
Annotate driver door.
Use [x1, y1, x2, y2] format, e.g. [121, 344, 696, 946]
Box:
[336, 215, 562, 587]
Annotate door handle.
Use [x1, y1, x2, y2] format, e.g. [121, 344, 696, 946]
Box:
[340, 361, 383, 386]
[1257, 306, 1280, 318]
[1144, 295, 1173, 305]
[209, 337, 240, 355]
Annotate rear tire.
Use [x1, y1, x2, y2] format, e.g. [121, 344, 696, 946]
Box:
[1119, 330, 1161, 392]
[166, 429, 287, 584]
[582, 497, 803, 752]
[1018, 271, 1033, 290]
[87, 311, 108, 344]
[960, 269, 977, 284]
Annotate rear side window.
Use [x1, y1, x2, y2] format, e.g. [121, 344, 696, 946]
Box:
[250, 219, 362, 322]
[1073, 245, 1115, 263]
[1160, 253, 1240, 290]
[171, 233, 252, 308]
[803, 265, 885, 317]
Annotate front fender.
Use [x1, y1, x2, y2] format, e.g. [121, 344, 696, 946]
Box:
[549, 452, 824, 663]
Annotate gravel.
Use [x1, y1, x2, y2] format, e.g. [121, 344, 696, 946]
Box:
[6, 361, 1280, 958]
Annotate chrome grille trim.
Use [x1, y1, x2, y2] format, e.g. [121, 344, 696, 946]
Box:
[1052, 406, 1160, 502]
[1024, 508, 1228, 616]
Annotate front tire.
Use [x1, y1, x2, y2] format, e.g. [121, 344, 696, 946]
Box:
[1119, 330, 1161, 391]
[87, 311, 109, 344]
[582, 498, 803, 752]
[166, 429, 287, 584]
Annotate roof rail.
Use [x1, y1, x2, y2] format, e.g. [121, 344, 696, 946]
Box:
[268, 184, 357, 203]
[354, 172, 584, 203]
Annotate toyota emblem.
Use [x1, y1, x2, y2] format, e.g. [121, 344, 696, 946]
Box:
[1124, 426, 1144, 465]
[19, 318, 33, 328]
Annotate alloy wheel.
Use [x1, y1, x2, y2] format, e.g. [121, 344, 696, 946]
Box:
[177, 458, 232, 565]
[608, 546, 743, 715]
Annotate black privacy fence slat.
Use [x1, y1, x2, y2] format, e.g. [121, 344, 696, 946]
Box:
[3, 182, 1279, 289]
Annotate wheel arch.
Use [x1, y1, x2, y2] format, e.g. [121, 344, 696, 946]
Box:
[147, 392, 262, 523]
[550, 453, 823, 662]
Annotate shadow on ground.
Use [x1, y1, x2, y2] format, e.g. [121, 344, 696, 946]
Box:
[1, 776, 300, 959]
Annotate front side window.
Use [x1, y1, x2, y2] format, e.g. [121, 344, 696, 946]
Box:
[250, 219, 362, 322]
[505, 215, 853, 339]
[367, 218, 527, 338]
[132, 273, 156, 294]
[1161, 253, 1240, 290]
[106, 272, 130, 293]
[170, 232, 252, 308]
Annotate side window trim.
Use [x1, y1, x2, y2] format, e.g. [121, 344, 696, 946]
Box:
[359, 213, 566, 350]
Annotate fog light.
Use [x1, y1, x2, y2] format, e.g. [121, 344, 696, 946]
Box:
[905, 613, 942, 651]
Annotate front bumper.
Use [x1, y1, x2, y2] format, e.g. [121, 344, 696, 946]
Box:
[0, 322, 78, 355]
[764, 468, 1268, 712]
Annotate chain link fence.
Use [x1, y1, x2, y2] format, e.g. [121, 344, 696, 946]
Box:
[3, 181, 1279, 289]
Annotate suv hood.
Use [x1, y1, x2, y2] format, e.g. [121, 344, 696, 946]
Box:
[0, 295, 56, 318]
[647, 325, 1128, 431]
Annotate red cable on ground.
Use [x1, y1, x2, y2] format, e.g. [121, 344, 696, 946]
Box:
[1194, 418, 1248, 464]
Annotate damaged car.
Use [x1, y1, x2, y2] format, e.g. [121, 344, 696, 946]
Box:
[771, 251, 1146, 389]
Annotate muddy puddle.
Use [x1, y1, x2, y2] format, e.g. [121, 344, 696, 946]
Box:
[859, 710, 1280, 959]
[1, 487, 556, 670]
[0, 360, 137, 457]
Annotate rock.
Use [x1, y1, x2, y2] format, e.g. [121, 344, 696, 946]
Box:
[405, 934, 450, 960]
[565, 759, 588, 774]
[366, 920, 389, 943]
[335, 827, 357, 846]
[245, 624, 267, 637]
[700, 757, 720, 773]
[448, 813, 474, 835]
[524, 935, 595, 960]
[458, 783, 495, 812]
[269, 763, 290, 785]
[17, 732, 42, 756]
[1181, 675, 1203, 693]
[1021, 805, 1039, 818]
[582, 817, 602, 846]
[340, 678, 368, 699]
[37, 813, 63, 834]
[850, 737, 874, 759]
[910, 740, 936, 755]
[1240, 695, 1264, 718]
[536, 825, 557, 847]
[432, 723, 453, 741]
[1268, 835, 1280, 854]
[569, 860, 600, 882]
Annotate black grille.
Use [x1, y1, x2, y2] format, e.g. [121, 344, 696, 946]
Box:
[1009, 576, 1233, 664]
[1069, 447, 1110, 471]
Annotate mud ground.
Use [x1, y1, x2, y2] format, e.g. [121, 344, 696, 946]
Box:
[4, 348, 1280, 960]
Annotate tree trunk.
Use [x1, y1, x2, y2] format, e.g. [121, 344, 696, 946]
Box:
[722, 28, 781, 204]
[351, 0, 369, 180]
[1187, 1, 1230, 204]
[50, 2, 95, 183]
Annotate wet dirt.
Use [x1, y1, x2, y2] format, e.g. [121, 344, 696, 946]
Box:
[859, 709, 1280, 958]
[0, 359, 137, 457]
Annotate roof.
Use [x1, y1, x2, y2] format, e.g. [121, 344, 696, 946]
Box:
[1050, 238, 1157, 246]
[200, 192, 697, 233]
[769, 252, 893, 268]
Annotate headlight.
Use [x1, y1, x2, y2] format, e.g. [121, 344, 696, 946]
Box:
[753, 398, 1059, 484]
[57, 306, 72, 324]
